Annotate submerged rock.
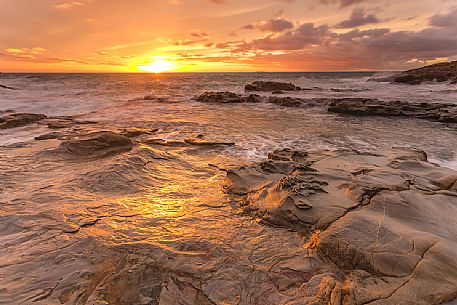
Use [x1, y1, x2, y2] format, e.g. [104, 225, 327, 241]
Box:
[268, 97, 334, 108]
[0, 113, 47, 129]
[0, 83, 19, 90]
[328, 98, 457, 123]
[330, 88, 368, 93]
[245, 81, 299, 92]
[268, 96, 305, 107]
[272, 90, 285, 94]
[193, 91, 263, 104]
[60, 131, 133, 157]
[372, 61, 457, 84]
[226, 147, 457, 304]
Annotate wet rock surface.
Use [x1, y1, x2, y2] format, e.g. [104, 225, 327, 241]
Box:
[1, 133, 334, 305]
[226, 147, 457, 304]
[44, 117, 98, 129]
[120, 127, 158, 138]
[194, 91, 263, 104]
[328, 98, 457, 123]
[194, 91, 332, 108]
[194, 93, 457, 125]
[59, 131, 134, 157]
[245, 81, 300, 92]
[0, 113, 47, 129]
[143, 137, 235, 148]
[268, 96, 323, 107]
[372, 61, 457, 85]
[35, 132, 67, 140]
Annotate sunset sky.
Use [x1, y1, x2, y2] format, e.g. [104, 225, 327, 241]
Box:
[1, 0, 456, 72]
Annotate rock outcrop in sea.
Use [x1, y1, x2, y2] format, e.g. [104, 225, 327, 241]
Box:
[372, 61, 457, 85]
[194, 91, 331, 107]
[60, 131, 134, 157]
[226, 147, 457, 304]
[194, 92, 457, 125]
[193, 91, 263, 103]
[328, 98, 457, 123]
[245, 81, 300, 92]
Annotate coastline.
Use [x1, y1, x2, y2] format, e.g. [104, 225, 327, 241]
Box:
[1, 70, 457, 304]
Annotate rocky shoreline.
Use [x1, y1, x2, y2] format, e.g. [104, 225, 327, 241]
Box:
[227, 147, 457, 304]
[2, 66, 457, 305]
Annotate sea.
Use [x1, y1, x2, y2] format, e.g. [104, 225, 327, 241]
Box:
[1, 72, 457, 168]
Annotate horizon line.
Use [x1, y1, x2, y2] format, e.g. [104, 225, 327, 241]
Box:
[0, 70, 391, 74]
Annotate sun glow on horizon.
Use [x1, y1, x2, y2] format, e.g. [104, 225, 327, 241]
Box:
[138, 57, 177, 73]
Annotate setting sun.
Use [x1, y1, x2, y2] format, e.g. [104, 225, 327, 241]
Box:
[139, 58, 176, 73]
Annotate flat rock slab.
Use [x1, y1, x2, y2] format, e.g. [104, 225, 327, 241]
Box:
[226, 148, 457, 304]
[0, 113, 47, 129]
[328, 98, 457, 123]
[60, 131, 133, 157]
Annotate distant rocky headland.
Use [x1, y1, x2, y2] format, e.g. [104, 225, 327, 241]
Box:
[372, 61, 457, 85]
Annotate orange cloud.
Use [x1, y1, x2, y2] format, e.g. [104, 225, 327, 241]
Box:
[53, 1, 84, 10]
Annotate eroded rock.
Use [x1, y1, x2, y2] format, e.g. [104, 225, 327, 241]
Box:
[35, 132, 66, 140]
[268, 96, 305, 107]
[183, 138, 235, 147]
[194, 91, 263, 104]
[328, 98, 457, 123]
[44, 117, 98, 129]
[194, 91, 332, 108]
[60, 131, 133, 157]
[120, 127, 159, 138]
[143, 137, 235, 148]
[245, 81, 299, 92]
[0, 113, 47, 129]
[226, 147, 457, 304]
